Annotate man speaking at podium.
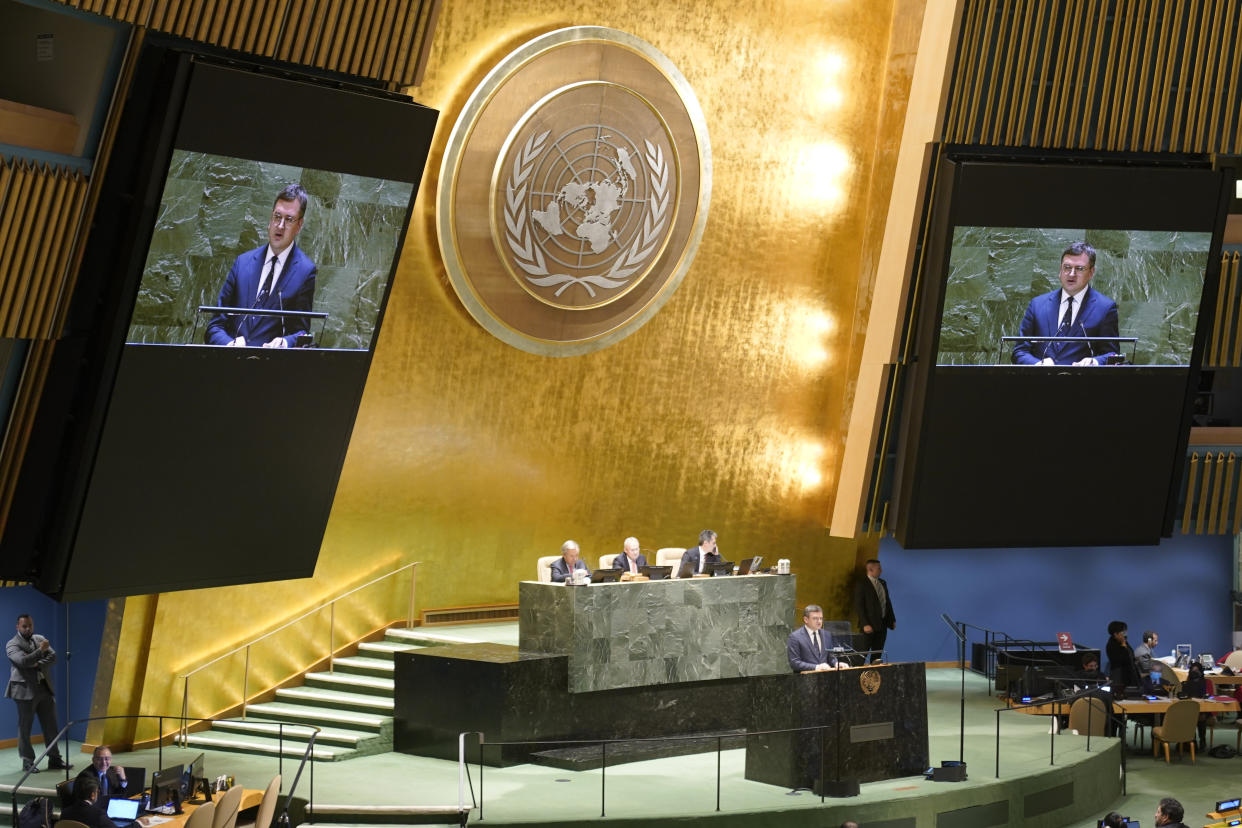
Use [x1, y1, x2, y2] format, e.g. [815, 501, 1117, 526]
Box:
[788, 604, 838, 672]
[1012, 242, 1119, 366]
[206, 184, 318, 349]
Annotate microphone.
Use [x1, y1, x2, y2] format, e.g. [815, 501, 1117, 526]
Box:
[278, 290, 286, 342]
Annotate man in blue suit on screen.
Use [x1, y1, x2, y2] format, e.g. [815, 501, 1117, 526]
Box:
[1012, 241, 1120, 366]
[206, 183, 317, 348]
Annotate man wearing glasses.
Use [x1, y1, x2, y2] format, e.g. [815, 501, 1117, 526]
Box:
[206, 183, 318, 348]
[1012, 241, 1119, 366]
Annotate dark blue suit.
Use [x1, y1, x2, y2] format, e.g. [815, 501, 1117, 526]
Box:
[787, 626, 838, 672]
[612, 553, 648, 573]
[1012, 287, 1119, 365]
[549, 557, 589, 583]
[206, 244, 317, 348]
[679, 547, 727, 576]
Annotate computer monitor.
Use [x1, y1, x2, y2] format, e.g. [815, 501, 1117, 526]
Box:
[149, 763, 184, 810]
[182, 753, 206, 803]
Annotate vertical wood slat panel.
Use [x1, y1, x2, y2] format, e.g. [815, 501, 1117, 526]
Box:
[1166, 0, 1199, 153]
[1216, 453, 1235, 535]
[1057, 0, 1091, 148]
[0, 167, 42, 331]
[1208, 251, 1229, 366]
[1149, 1, 1182, 152]
[22, 171, 71, 338]
[1004, 0, 1036, 146]
[1206, 0, 1238, 150]
[944, 0, 981, 142]
[34, 172, 87, 339]
[1028, 0, 1061, 147]
[1195, 451, 1213, 533]
[1127, 3, 1161, 151]
[981, 1, 1013, 146]
[1109, 3, 1140, 151]
[5, 171, 58, 336]
[1188, 0, 1224, 150]
[387, 0, 421, 89]
[1229, 254, 1242, 368]
[0, 166, 35, 322]
[1207, 451, 1226, 534]
[366, 0, 400, 81]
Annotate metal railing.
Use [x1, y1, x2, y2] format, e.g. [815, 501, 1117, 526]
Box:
[178, 561, 420, 743]
[8, 714, 319, 828]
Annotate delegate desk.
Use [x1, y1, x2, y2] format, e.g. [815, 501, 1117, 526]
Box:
[518, 575, 795, 692]
[136, 789, 263, 828]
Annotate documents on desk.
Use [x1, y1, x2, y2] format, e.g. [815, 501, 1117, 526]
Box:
[138, 817, 172, 826]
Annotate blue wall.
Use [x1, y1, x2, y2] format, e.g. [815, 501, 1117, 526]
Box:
[0, 587, 107, 750]
[878, 533, 1235, 665]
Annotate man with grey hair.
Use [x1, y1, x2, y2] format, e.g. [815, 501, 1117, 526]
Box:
[1012, 241, 1120, 366]
[787, 604, 838, 672]
[550, 539, 590, 583]
[612, 537, 648, 574]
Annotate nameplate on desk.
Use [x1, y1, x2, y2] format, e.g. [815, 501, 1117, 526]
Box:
[850, 721, 894, 743]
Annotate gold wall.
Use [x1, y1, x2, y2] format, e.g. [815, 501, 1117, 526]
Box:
[97, 0, 925, 738]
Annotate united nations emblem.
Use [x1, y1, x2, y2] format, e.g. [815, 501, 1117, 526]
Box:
[860, 669, 882, 695]
[438, 27, 711, 355]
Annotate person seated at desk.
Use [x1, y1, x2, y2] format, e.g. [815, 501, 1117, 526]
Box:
[1105, 620, 1139, 695]
[787, 604, 839, 672]
[550, 540, 589, 583]
[60, 777, 119, 828]
[1182, 661, 1216, 749]
[75, 745, 129, 802]
[1153, 797, 1188, 828]
[1134, 629, 1167, 689]
[680, 529, 726, 576]
[1077, 653, 1107, 684]
[612, 537, 648, 575]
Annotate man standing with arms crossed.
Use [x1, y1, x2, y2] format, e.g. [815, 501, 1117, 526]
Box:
[6, 614, 71, 773]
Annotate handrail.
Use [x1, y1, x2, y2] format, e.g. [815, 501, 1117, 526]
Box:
[178, 561, 421, 742]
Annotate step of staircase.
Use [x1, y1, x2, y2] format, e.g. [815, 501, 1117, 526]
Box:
[181, 730, 350, 761]
[275, 686, 394, 714]
[304, 671, 395, 696]
[357, 641, 423, 659]
[243, 701, 391, 734]
[383, 629, 479, 647]
[210, 718, 384, 748]
[331, 656, 395, 676]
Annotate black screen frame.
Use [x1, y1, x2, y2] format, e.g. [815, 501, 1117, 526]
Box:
[891, 148, 1233, 548]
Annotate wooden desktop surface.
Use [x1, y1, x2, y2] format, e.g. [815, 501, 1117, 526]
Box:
[136, 788, 263, 828]
[1010, 697, 1239, 716]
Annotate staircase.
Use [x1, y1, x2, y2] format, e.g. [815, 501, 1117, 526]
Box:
[184, 628, 466, 761]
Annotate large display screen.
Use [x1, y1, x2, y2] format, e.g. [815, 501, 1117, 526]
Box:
[127, 151, 413, 351]
[937, 227, 1214, 366]
[890, 155, 1232, 549]
[1, 42, 439, 599]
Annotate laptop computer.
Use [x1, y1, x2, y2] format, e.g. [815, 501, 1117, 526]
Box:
[677, 559, 697, 579]
[106, 797, 141, 827]
[640, 565, 671, 580]
[591, 568, 622, 583]
[737, 556, 763, 574]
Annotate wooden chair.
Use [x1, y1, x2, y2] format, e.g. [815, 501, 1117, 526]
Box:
[1068, 696, 1109, 736]
[536, 556, 560, 582]
[1152, 699, 1199, 763]
[212, 785, 245, 828]
[184, 799, 216, 828]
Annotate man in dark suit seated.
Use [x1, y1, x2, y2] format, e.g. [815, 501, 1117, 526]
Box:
[1012, 241, 1120, 366]
[787, 604, 838, 672]
[206, 183, 318, 349]
[60, 777, 120, 828]
[611, 537, 648, 575]
[679, 529, 726, 576]
[75, 746, 129, 803]
[549, 540, 590, 583]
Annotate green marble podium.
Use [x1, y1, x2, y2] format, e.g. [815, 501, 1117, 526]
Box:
[518, 575, 796, 692]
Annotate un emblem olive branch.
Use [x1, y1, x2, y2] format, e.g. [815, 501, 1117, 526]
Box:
[503, 131, 670, 299]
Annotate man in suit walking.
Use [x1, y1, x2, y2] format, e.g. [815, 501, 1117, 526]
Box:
[854, 559, 895, 663]
[787, 604, 838, 672]
[6, 614, 71, 773]
[206, 183, 318, 348]
[1012, 241, 1120, 366]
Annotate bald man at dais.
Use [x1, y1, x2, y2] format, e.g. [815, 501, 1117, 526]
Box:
[612, 537, 648, 574]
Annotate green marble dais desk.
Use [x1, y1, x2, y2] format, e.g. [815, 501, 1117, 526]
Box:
[518, 575, 797, 692]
